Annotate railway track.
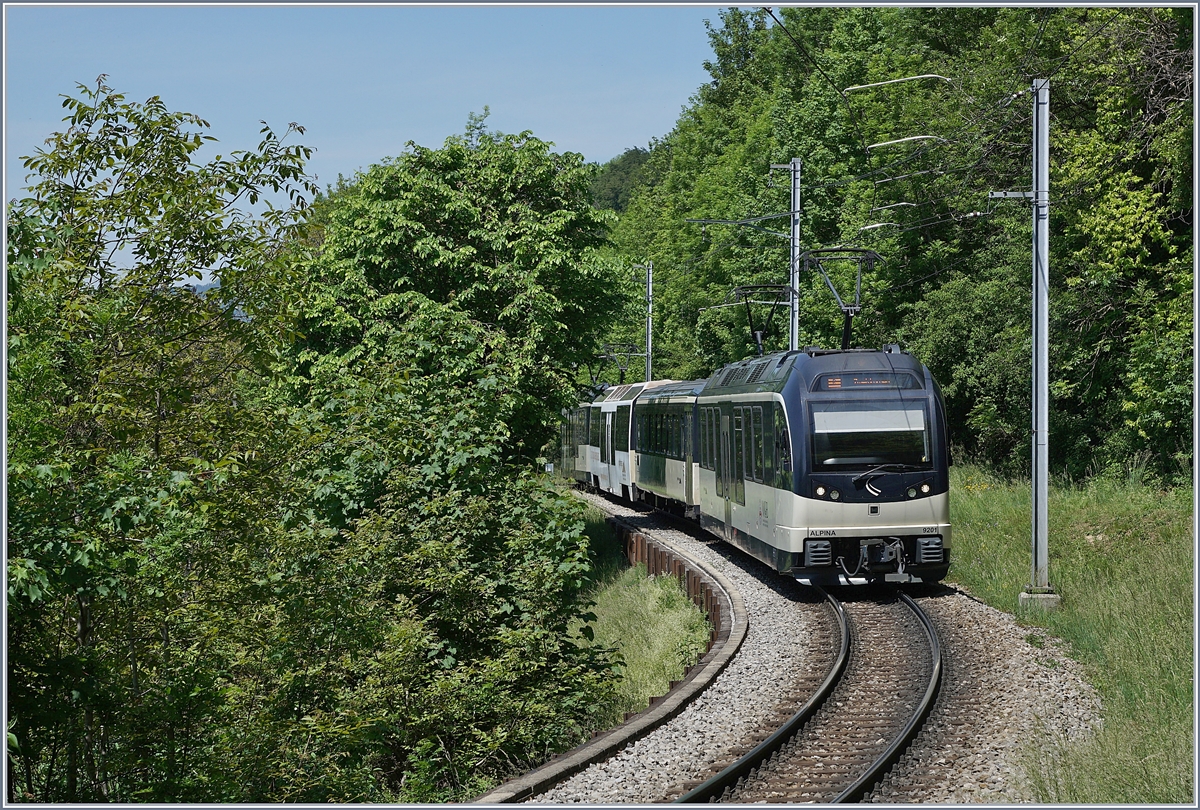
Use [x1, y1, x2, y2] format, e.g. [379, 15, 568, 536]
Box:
[676, 586, 942, 804]
[479, 496, 947, 805]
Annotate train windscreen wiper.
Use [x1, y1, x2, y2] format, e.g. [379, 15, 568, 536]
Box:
[852, 463, 925, 485]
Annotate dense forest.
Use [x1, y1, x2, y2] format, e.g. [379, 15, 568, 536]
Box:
[593, 7, 1192, 482]
[6, 6, 1193, 803]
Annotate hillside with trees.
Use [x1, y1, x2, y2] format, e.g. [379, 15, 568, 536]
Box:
[7, 81, 623, 802]
[595, 7, 1191, 481]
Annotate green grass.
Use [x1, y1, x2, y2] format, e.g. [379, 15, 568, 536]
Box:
[948, 464, 1194, 803]
[579, 506, 712, 727]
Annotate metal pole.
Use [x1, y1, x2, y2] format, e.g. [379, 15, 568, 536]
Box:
[789, 158, 802, 351]
[1027, 78, 1058, 608]
[769, 159, 802, 351]
[645, 261, 653, 382]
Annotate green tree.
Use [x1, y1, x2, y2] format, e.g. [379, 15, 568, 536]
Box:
[6, 76, 316, 801]
[9, 82, 623, 804]
[590, 146, 652, 213]
[297, 116, 623, 467]
[606, 7, 1192, 479]
[252, 119, 626, 798]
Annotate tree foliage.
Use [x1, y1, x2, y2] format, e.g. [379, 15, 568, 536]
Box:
[7, 77, 315, 801]
[297, 116, 621, 464]
[590, 146, 652, 213]
[7, 84, 619, 802]
[605, 7, 1192, 480]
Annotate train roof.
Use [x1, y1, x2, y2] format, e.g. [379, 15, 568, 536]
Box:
[586, 378, 679, 406]
[571, 345, 929, 408]
[700, 344, 926, 396]
[636, 378, 707, 404]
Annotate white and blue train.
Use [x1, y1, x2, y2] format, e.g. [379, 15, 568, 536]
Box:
[559, 345, 951, 584]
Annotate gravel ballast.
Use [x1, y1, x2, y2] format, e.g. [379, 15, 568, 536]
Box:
[529, 492, 1101, 804]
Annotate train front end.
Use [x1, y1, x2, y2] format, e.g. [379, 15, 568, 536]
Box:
[783, 346, 951, 584]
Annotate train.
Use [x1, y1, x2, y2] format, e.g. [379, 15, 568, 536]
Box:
[558, 344, 951, 584]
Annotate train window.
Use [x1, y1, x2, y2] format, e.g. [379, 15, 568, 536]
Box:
[775, 404, 792, 491]
[810, 401, 931, 470]
[742, 407, 755, 482]
[670, 414, 678, 458]
[700, 412, 710, 468]
[713, 408, 721, 474]
[733, 409, 746, 503]
[732, 410, 741, 471]
[615, 407, 630, 453]
[590, 408, 601, 447]
[704, 408, 711, 470]
[700, 408, 708, 468]
[761, 405, 774, 484]
[700, 408, 710, 472]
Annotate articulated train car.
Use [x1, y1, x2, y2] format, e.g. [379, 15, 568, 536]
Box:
[562, 344, 950, 584]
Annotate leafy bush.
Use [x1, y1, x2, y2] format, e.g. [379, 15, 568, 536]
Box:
[7, 83, 623, 803]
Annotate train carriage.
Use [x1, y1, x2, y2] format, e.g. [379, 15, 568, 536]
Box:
[560, 344, 950, 584]
[629, 380, 706, 513]
[695, 345, 950, 583]
[566, 381, 677, 499]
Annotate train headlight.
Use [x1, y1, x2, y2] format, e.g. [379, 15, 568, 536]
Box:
[920, 482, 931, 494]
[816, 485, 827, 497]
[906, 487, 918, 498]
[829, 489, 840, 501]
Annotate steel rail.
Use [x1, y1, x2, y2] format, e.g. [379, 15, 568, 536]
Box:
[674, 585, 850, 804]
[675, 588, 941, 805]
[833, 590, 942, 803]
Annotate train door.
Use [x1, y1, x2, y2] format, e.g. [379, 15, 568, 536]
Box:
[719, 412, 733, 541]
[604, 411, 619, 494]
[683, 411, 694, 507]
[598, 411, 612, 492]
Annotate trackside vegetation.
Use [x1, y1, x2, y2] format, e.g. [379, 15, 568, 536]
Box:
[577, 507, 712, 727]
[7, 81, 628, 802]
[948, 464, 1193, 803]
[591, 7, 1191, 484]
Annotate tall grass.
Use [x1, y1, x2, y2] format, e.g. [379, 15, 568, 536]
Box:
[579, 506, 712, 728]
[949, 464, 1194, 803]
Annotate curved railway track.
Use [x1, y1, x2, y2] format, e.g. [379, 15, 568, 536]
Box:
[479, 496, 947, 805]
[676, 586, 942, 804]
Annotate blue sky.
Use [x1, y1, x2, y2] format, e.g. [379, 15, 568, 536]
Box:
[4, 4, 728, 200]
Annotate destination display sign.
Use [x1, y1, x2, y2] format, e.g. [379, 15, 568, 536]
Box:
[815, 372, 922, 391]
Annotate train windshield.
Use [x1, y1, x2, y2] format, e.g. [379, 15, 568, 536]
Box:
[809, 400, 931, 470]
